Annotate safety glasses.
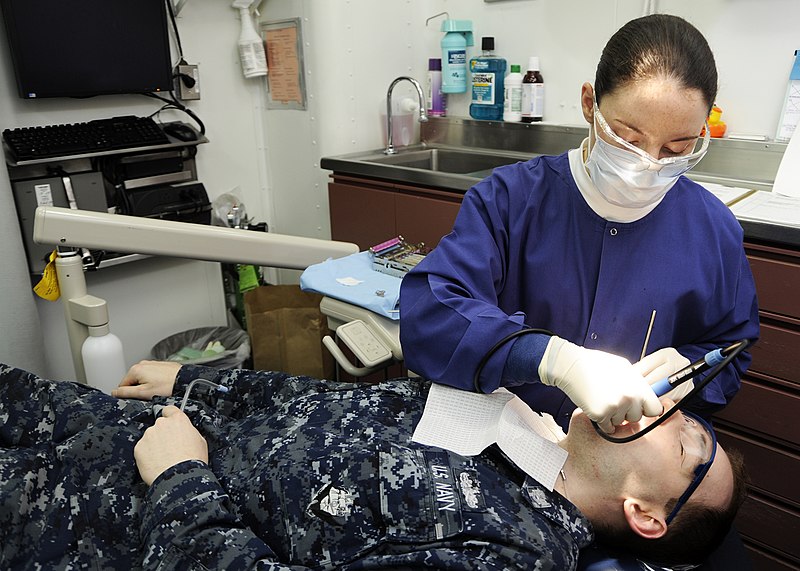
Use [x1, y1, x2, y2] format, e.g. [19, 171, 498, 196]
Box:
[666, 410, 717, 524]
[593, 102, 710, 178]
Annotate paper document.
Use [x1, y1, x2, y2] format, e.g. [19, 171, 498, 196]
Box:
[701, 182, 756, 206]
[776, 50, 800, 142]
[412, 383, 568, 491]
[730, 190, 800, 227]
[772, 126, 800, 198]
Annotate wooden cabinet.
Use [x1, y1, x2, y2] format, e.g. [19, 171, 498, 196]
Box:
[714, 241, 800, 570]
[329, 174, 462, 251]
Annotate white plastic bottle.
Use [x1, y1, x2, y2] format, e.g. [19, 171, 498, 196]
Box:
[503, 64, 523, 122]
[236, 6, 268, 78]
[82, 323, 127, 395]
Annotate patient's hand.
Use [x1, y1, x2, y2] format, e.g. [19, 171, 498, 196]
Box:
[112, 360, 180, 400]
[134, 405, 208, 486]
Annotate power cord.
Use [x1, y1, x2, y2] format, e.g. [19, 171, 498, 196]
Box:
[143, 91, 206, 136]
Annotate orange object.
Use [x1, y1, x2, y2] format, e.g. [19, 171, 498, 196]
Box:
[706, 105, 726, 138]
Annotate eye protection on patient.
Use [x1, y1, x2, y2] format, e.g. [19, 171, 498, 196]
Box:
[593, 103, 710, 178]
[667, 411, 717, 524]
[619, 409, 716, 524]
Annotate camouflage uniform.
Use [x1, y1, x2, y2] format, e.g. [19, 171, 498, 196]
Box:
[0, 363, 593, 570]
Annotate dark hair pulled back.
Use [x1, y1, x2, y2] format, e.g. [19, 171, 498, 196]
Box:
[595, 14, 717, 110]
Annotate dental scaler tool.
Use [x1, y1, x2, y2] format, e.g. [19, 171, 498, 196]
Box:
[650, 346, 728, 397]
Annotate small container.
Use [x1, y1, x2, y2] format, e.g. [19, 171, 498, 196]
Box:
[469, 37, 507, 121]
[503, 64, 523, 122]
[82, 323, 127, 395]
[380, 97, 419, 148]
[521, 56, 544, 123]
[440, 19, 474, 94]
[427, 58, 447, 117]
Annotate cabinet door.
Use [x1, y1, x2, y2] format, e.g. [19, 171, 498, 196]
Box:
[395, 192, 461, 249]
[329, 182, 396, 250]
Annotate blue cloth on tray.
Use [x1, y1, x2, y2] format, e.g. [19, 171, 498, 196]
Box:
[300, 251, 401, 320]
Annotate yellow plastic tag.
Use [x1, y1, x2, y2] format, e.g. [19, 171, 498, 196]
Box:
[238, 264, 260, 293]
[33, 250, 61, 301]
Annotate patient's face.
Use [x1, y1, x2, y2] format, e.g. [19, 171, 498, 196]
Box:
[567, 400, 734, 515]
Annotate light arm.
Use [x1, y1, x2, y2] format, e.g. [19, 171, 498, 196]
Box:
[33, 206, 358, 269]
[33, 206, 359, 384]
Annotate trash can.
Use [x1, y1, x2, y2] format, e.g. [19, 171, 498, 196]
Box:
[151, 326, 251, 369]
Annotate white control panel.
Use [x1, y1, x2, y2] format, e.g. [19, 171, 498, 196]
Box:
[336, 319, 393, 368]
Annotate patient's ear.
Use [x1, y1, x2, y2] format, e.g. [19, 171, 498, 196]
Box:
[623, 498, 667, 539]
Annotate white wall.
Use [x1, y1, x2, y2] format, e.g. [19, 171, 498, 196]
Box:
[0, 2, 271, 378]
[2, 0, 798, 379]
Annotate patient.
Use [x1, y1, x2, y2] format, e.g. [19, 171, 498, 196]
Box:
[0, 361, 745, 570]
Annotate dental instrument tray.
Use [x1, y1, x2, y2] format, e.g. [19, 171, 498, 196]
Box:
[370, 236, 428, 278]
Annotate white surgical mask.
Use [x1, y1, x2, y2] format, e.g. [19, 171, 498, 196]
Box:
[585, 101, 709, 209]
[585, 132, 679, 208]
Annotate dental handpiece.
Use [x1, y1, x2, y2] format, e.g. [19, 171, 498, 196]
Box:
[651, 348, 726, 397]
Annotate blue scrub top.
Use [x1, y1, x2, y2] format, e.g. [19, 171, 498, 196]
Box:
[400, 152, 759, 428]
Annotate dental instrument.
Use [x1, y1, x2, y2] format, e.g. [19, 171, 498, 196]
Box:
[180, 378, 230, 412]
[472, 327, 750, 443]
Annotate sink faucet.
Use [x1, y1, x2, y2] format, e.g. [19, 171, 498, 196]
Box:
[384, 76, 428, 155]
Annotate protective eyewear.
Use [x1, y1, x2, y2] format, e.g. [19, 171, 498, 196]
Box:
[666, 410, 717, 524]
[593, 102, 710, 178]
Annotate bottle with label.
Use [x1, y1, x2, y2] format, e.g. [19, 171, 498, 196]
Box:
[427, 58, 447, 117]
[521, 56, 544, 123]
[469, 37, 507, 121]
[236, 6, 268, 79]
[440, 19, 474, 94]
[503, 64, 523, 122]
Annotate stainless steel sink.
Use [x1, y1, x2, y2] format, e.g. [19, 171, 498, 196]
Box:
[364, 148, 526, 178]
[320, 144, 537, 192]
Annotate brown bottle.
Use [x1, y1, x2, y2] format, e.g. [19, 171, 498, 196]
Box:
[521, 56, 544, 123]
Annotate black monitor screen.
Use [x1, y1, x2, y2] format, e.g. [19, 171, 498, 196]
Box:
[1, 0, 173, 99]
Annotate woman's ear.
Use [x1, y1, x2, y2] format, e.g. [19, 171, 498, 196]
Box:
[623, 498, 668, 539]
[580, 83, 595, 124]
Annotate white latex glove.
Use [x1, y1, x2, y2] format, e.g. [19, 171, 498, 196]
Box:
[538, 336, 663, 433]
[634, 347, 693, 402]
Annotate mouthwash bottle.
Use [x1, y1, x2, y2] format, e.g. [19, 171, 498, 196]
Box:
[469, 37, 507, 121]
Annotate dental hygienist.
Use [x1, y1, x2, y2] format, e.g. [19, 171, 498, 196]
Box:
[400, 14, 759, 433]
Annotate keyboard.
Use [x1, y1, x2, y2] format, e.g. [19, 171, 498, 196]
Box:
[3, 115, 171, 161]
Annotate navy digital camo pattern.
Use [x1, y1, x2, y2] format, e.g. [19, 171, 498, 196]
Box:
[0, 363, 593, 569]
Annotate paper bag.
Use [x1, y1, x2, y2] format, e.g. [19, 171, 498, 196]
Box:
[243, 285, 334, 379]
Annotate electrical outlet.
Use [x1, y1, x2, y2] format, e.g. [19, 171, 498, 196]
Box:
[175, 64, 200, 100]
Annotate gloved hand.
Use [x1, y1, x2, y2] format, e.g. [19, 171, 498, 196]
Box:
[633, 347, 693, 402]
[538, 336, 663, 433]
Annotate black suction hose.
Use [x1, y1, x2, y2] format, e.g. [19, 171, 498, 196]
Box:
[593, 338, 750, 443]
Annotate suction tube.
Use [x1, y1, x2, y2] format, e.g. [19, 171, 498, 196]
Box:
[472, 329, 750, 444]
[593, 339, 750, 444]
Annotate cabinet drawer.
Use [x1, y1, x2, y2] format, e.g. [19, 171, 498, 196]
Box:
[737, 494, 800, 564]
[329, 182, 396, 250]
[715, 428, 800, 506]
[747, 252, 800, 319]
[395, 193, 461, 249]
[749, 321, 800, 387]
[714, 380, 800, 447]
[746, 543, 800, 571]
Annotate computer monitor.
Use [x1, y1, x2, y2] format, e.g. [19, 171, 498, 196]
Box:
[0, 0, 173, 99]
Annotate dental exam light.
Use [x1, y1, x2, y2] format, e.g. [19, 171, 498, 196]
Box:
[33, 206, 358, 384]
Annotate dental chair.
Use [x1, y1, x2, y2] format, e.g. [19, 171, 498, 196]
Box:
[577, 522, 751, 570]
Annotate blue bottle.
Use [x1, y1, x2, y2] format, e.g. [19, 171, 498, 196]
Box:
[440, 19, 474, 94]
[469, 37, 507, 121]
